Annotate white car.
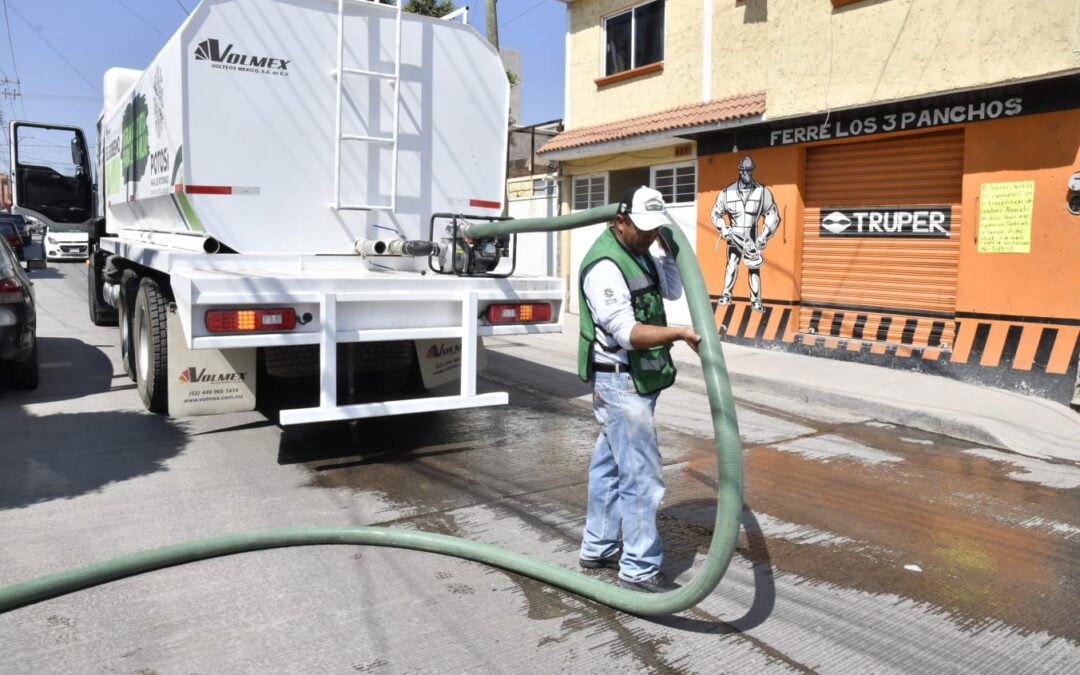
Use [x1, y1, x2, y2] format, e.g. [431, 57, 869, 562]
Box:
[43, 228, 89, 261]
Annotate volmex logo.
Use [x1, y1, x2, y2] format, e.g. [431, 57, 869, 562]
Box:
[819, 207, 952, 238]
[194, 38, 290, 77]
[425, 343, 461, 360]
[179, 367, 248, 384]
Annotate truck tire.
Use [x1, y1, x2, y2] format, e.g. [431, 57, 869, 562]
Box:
[263, 345, 318, 378]
[133, 277, 169, 414]
[7, 340, 39, 390]
[118, 269, 140, 381]
[87, 252, 119, 326]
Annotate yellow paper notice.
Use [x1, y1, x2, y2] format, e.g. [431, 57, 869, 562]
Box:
[978, 181, 1035, 253]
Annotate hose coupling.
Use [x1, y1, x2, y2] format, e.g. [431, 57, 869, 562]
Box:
[356, 239, 440, 257]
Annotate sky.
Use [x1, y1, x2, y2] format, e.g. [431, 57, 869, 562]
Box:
[0, 0, 566, 173]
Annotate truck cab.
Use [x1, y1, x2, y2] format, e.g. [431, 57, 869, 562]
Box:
[8, 122, 94, 261]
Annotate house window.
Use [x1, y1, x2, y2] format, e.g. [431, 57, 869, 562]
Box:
[572, 174, 607, 211]
[603, 0, 664, 77]
[651, 162, 696, 205]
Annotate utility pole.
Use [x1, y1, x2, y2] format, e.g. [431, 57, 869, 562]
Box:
[0, 78, 22, 179]
[0, 108, 6, 175]
[0, 79, 22, 176]
[485, 0, 498, 49]
[0, 77, 20, 116]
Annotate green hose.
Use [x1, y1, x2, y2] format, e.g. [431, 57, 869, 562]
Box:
[0, 204, 742, 616]
[464, 203, 620, 237]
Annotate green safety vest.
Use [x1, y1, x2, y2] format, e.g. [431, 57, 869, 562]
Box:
[578, 228, 677, 394]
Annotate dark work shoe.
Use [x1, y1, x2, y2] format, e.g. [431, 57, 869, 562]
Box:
[579, 549, 621, 570]
[618, 572, 680, 593]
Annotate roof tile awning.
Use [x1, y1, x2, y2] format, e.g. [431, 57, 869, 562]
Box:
[538, 91, 766, 159]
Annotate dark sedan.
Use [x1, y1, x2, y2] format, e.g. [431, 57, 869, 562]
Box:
[0, 236, 43, 389]
[0, 213, 31, 246]
[0, 221, 22, 261]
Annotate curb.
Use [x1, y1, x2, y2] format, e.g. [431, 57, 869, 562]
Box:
[672, 355, 1079, 463]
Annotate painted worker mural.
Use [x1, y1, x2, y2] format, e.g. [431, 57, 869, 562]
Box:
[710, 156, 781, 313]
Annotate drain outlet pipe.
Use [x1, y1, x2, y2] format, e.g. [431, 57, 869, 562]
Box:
[0, 204, 741, 617]
[356, 238, 439, 257]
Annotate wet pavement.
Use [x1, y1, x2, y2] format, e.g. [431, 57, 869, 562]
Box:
[1, 263, 1078, 673]
[282, 376, 1080, 671]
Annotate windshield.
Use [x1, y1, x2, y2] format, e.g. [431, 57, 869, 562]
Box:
[0, 222, 21, 247]
[46, 223, 89, 233]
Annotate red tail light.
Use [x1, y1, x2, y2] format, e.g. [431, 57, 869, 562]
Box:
[205, 308, 297, 333]
[3, 232, 18, 247]
[0, 278, 23, 304]
[486, 303, 552, 324]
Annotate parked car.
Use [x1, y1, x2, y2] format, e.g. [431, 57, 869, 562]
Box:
[42, 226, 89, 261]
[0, 236, 44, 389]
[0, 213, 31, 246]
[0, 220, 23, 261]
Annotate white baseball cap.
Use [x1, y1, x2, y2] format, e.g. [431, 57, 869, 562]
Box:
[617, 186, 674, 232]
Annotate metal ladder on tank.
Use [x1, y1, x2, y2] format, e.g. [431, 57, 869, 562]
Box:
[331, 0, 402, 212]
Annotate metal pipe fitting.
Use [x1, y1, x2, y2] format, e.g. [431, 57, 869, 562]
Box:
[356, 239, 439, 257]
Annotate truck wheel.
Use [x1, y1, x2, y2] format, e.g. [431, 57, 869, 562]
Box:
[263, 345, 317, 378]
[87, 252, 119, 326]
[133, 277, 169, 414]
[7, 339, 39, 390]
[118, 269, 140, 380]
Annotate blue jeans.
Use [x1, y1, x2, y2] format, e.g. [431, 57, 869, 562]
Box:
[580, 371, 665, 582]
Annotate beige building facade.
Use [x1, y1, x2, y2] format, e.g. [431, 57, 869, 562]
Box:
[544, 0, 1080, 403]
[562, 0, 1080, 128]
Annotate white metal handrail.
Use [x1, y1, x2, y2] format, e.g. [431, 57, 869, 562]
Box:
[331, 0, 402, 212]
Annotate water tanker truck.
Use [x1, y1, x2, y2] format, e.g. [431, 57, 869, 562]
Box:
[10, 0, 564, 423]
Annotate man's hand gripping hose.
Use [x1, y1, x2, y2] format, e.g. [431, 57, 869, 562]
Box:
[0, 204, 742, 617]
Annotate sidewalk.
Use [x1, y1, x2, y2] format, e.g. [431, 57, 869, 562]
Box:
[490, 330, 1080, 464]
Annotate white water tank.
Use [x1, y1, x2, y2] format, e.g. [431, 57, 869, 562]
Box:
[100, 0, 509, 258]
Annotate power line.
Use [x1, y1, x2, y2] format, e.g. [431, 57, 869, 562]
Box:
[7, 2, 100, 94]
[175, 0, 190, 16]
[501, 0, 548, 28]
[1, 0, 25, 117]
[20, 93, 99, 102]
[113, 0, 166, 38]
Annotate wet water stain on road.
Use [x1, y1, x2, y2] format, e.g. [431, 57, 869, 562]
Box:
[291, 371, 1080, 664]
[725, 405, 1079, 642]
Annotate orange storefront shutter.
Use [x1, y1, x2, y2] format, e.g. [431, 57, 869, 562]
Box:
[800, 130, 963, 349]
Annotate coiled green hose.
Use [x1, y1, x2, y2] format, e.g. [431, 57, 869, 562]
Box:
[0, 204, 742, 616]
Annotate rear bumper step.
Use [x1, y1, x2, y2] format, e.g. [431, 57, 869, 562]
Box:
[278, 392, 508, 425]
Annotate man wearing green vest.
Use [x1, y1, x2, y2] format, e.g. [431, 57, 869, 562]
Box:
[577, 186, 701, 593]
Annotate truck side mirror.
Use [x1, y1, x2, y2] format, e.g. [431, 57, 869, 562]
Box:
[70, 137, 86, 167]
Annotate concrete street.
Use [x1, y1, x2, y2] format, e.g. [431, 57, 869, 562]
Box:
[1, 259, 1078, 673]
